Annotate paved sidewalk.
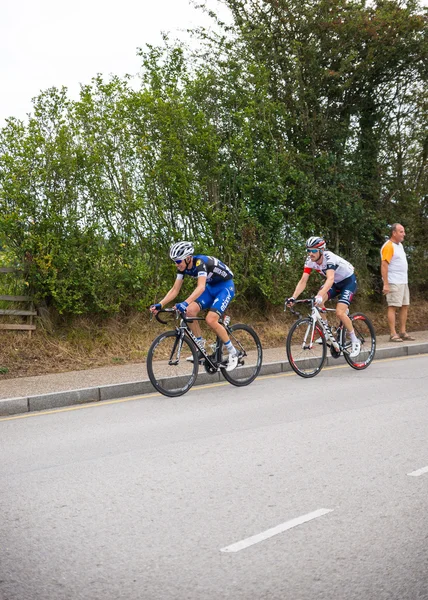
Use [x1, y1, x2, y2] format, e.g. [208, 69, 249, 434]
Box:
[1, 330, 427, 416]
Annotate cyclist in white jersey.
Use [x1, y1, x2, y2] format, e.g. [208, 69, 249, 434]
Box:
[286, 236, 361, 358]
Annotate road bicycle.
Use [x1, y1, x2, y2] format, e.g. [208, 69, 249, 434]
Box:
[285, 299, 376, 378]
[147, 309, 263, 397]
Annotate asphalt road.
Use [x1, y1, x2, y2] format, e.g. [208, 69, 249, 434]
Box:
[1, 355, 428, 600]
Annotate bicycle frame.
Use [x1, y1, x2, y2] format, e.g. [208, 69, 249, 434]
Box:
[285, 298, 376, 379]
[155, 309, 227, 371]
[288, 300, 349, 355]
[148, 308, 262, 396]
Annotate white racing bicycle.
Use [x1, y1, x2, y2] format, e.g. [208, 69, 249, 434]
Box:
[285, 298, 376, 378]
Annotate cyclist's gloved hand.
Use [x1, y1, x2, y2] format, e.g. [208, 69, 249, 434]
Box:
[149, 303, 162, 313]
[175, 301, 189, 314]
[314, 295, 323, 306]
[285, 297, 295, 307]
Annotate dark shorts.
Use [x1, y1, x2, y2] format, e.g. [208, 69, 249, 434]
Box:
[196, 280, 235, 316]
[326, 274, 357, 306]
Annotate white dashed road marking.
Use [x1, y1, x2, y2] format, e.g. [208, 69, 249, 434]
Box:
[407, 465, 428, 477]
[220, 508, 333, 553]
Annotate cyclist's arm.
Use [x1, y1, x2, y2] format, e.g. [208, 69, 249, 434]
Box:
[381, 260, 390, 294]
[291, 272, 310, 299]
[182, 275, 206, 305]
[158, 278, 184, 307]
[317, 269, 335, 300]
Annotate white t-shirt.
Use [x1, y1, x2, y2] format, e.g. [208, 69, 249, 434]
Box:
[380, 240, 408, 284]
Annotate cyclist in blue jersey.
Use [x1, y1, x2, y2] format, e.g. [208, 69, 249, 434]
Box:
[149, 241, 239, 371]
[286, 236, 361, 358]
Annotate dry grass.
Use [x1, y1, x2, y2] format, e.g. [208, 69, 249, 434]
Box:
[1, 299, 427, 380]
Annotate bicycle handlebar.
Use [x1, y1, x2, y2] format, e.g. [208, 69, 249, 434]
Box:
[290, 299, 315, 305]
[284, 298, 315, 318]
[150, 307, 209, 326]
[285, 298, 338, 319]
[151, 308, 177, 325]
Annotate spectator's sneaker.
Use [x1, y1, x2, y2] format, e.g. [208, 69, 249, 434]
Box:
[226, 352, 239, 372]
[186, 349, 205, 363]
[349, 340, 361, 358]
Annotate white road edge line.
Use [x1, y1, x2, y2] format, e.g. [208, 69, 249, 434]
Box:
[408, 466, 428, 477]
[220, 508, 333, 553]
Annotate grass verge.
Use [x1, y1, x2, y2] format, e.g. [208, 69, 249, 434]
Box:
[1, 300, 428, 380]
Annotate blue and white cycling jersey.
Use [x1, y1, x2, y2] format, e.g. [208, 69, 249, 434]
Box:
[176, 255, 234, 285]
[176, 255, 234, 316]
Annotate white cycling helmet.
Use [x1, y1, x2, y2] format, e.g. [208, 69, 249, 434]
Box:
[169, 241, 194, 261]
[305, 236, 326, 250]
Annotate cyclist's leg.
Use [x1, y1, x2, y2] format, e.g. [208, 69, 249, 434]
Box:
[184, 292, 213, 363]
[309, 285, 338, 345]
[325, 284, 339, 305]
[335, 276, 360, 357]
[335, 276, 357, 332]
[205, 281, 238, 370]
[187, 288, 214, 337]
[322, 283, 339, 310]
[205, 281, 235, 343]
[336, 302, 353, 334]
[185, 302, 202, 336]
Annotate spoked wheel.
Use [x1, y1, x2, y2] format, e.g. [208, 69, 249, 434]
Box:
[147, 330, 198, 397]
[286, 318, 327, 378]
[343, 313, 376, 370]
[220, 324, 263, 386]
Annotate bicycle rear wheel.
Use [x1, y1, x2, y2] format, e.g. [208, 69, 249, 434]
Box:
[343, 313, 376, 370]
[220, 324, 263, 386]
[147, 330, 198, 397]
[286, 318, 326, 378]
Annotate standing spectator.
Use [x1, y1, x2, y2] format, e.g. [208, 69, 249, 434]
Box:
[381, 223, 415, 342]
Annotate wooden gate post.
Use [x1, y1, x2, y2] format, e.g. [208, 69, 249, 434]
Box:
[0, 267, 37, 337]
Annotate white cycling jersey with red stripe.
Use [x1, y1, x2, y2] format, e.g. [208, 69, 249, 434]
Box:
[303, 250, 354, 283]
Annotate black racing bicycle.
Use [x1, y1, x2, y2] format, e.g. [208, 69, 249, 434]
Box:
[147, 309, 263, 397]
[285, 299, 376, 378]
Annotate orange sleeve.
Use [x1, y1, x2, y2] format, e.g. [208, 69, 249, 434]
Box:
[381, 240, 394, 263]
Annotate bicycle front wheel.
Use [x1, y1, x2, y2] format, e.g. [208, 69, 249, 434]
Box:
[220, 324, 263, 386]
[343, 313, 376, 370]
[147, 330, 198, 397]
[286, 318, 326, 378]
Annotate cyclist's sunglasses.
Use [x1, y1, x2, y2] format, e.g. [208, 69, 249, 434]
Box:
[306, 248, 320, 253]
[174, 259, 184, 264]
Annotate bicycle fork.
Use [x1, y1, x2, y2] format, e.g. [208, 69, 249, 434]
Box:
[168, 330, 186, 366]
[301, 319, 324, 350]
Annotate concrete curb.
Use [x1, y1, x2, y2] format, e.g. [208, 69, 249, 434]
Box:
[1, 342, 427, 417]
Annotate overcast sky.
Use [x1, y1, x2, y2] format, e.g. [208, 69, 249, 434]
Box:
[2, 1, 426, 127]
[1, 0, 229, 125]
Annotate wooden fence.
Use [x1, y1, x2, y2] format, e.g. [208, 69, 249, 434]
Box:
[0, 267, 37, 336]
